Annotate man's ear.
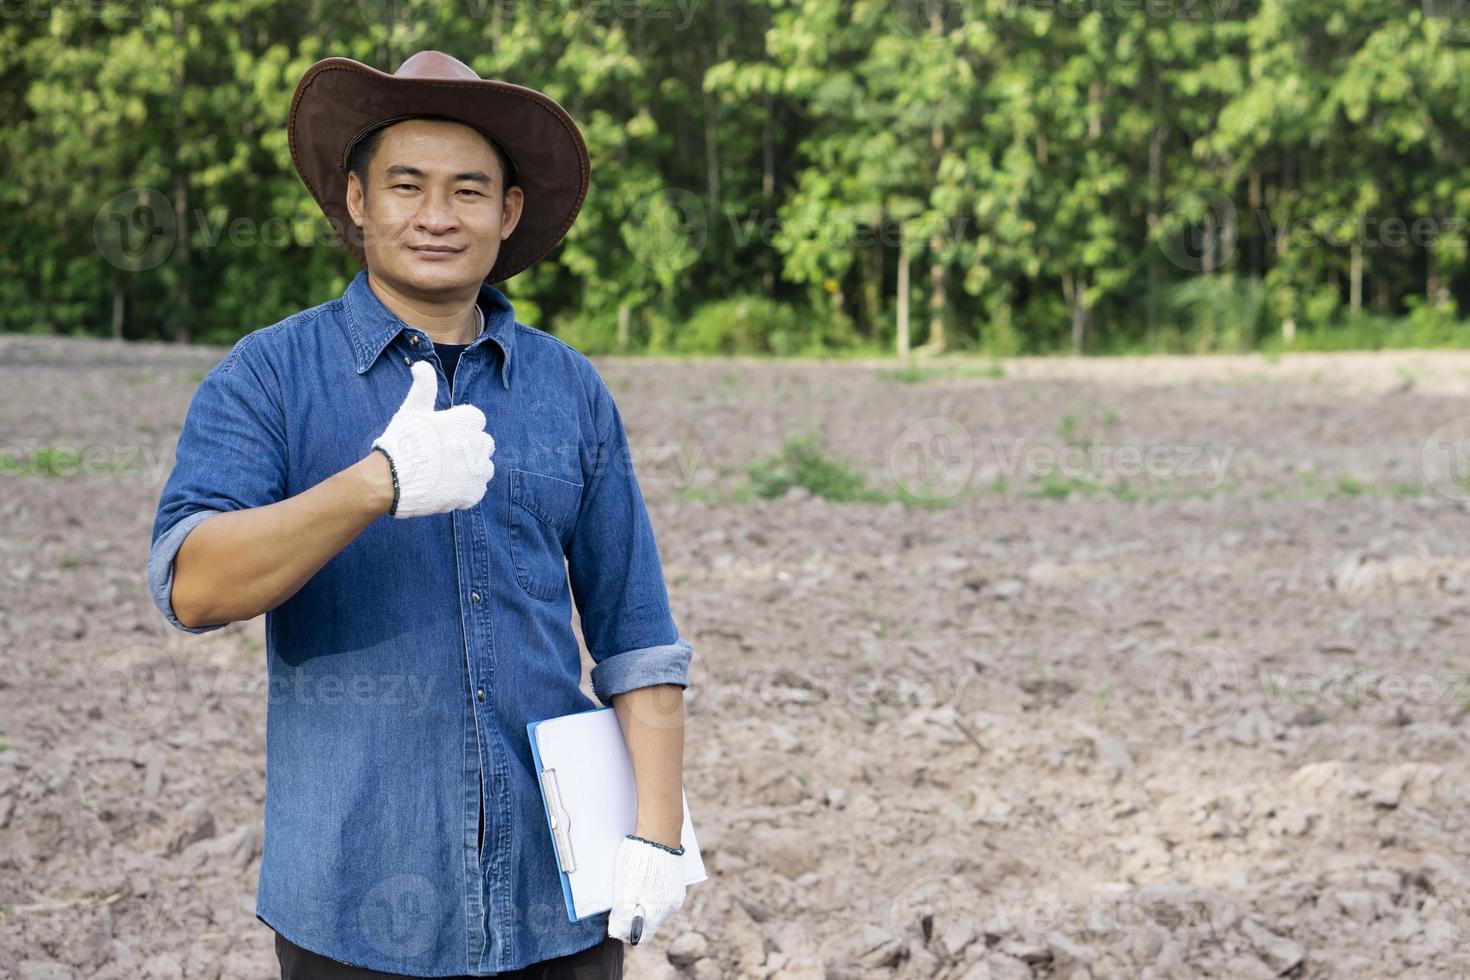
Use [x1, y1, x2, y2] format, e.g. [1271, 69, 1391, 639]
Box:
[345, 172, 364, 229]
[500, 185, 525, 242]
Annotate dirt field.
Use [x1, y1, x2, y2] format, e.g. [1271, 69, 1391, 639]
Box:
[3, 336, 1470, 979]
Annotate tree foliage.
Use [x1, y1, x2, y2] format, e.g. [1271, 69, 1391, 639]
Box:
[3, 0, 1467, 353]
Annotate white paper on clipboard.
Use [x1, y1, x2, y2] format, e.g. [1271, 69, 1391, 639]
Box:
[529, 706, 708, 920]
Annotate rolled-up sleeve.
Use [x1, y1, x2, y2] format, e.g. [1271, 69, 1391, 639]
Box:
[567, 371, 694, 706]
[148, 336, 287, 633]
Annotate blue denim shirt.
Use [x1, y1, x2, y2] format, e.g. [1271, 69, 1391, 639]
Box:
[147, 268, 694, 976]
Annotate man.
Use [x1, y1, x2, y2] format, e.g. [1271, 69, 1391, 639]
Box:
[147, 51, 694, 978]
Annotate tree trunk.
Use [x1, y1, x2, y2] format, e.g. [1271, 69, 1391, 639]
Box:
[864, 214, 883, 342]
[702, 77, 720, 220]
[761, 89, 775, 298]
[1062, 270, 1089, 354]
[896, 227, 910, 358]
[1349, 239, 1362, 313]
[1276, 149, 1295, 342]
[921, 114, 948, 354]
[172, 10, 191, 345]
[926, 234, 947, 353]
[1146, 124, 1164, 344]
[617, 302, 631, 352]
[1428, 224, 1449, 308]
[1247, 167, 1262, 277]
[111, 282, 125, 341]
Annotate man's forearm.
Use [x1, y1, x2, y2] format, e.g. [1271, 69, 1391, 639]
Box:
[612, 683, 685, 848]
[171, 452, 395, 628]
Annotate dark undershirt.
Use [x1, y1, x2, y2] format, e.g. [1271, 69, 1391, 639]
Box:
[435, 340, 470, 390]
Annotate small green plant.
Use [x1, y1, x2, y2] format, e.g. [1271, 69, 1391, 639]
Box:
[1336, 474, 1364, 497]
[877, 361, 935, 384]
[677, 484, 758, 505]
[877, 359, 1006, 383]
[0, 446, 127, 477]
[1056, 413, 1081, 447]
[745, 428, 889, 503]
[891, 483, 961, 510]
[1110, 480, 1142, 502]
[692, 428, 975, 509]
[1032, 473, 1100, 500]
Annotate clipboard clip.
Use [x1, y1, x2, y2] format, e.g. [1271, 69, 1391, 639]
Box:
[540, 767, 576, 874]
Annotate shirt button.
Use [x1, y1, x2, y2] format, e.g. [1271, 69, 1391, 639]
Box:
[471, 590, 481, 604]
[402, 354, 410, 365]
[476, 688, 486, 702]
[410, 335, 420, 345]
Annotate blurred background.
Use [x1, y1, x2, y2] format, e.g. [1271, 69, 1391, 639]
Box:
[5, 3, 1470, 980]
[4, 0, 1470, 352]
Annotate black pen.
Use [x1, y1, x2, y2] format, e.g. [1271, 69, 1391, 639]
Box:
[629, 904, 645, 945]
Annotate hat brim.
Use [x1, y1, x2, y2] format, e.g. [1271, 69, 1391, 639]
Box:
[288, 57, 589, 284]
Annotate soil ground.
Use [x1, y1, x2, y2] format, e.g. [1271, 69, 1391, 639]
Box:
[3, 336, 1470, 979]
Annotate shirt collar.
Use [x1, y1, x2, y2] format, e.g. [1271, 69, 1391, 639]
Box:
[343, 267, 517, 389]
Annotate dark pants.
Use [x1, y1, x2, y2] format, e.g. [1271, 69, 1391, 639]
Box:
[275, 931, 624, 980]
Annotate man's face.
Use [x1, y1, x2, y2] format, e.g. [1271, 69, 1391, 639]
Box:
[345, 117, 524, 296]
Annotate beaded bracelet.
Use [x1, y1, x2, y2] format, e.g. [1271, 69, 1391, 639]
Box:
[372, 446, 400, 516]
[626, 833, 685, 856]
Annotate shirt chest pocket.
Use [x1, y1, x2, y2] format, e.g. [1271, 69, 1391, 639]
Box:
[508, 468, 584, 601]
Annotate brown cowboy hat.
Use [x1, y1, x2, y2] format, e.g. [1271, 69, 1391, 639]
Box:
[287, 50, 590, 284]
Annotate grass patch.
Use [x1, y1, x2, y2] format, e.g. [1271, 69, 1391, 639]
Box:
[1263, 470, 1425, 500]
[0, 446, 127, 477]
[1056, 413, 1081, 447]
[745, 429, 889, 503]
[677, 484, 759, 505]
[1028, 473, 1102, 500]
[876, 359, 1006, 383]
[680, 427, 965, 509]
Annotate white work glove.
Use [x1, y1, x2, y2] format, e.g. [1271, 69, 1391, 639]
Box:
[371, 360, 496, 518]
[606, 834, 687, 946]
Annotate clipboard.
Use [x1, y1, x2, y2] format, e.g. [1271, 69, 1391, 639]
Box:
[527, 705, 708, 922]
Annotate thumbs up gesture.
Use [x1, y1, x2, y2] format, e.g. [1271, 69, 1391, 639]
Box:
[371, 360, 496, 518]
